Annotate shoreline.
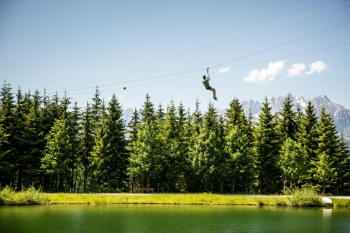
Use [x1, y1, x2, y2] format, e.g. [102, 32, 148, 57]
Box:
[1, 191, 350, 208]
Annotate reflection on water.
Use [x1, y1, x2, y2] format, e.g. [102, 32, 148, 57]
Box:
[0, 205, 350, 233]
[322, 208, 333, 217]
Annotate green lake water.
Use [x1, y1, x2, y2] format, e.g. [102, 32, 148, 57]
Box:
[0, 205, 350, 233]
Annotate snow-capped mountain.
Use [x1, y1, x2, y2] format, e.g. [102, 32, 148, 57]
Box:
[241, 94, 350, 143]
[122, 94, 350, 146]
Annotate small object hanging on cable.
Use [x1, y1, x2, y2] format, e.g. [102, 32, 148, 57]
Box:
[202, 67, 218, 101]
[123, 86, 127, 90]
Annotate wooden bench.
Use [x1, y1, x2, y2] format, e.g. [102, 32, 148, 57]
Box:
[140, 187, 154, 193]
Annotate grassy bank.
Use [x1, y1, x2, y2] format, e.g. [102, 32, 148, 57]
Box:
[331, 198, 350, 208]
[0, 187, 48, 205]
[1, 187, 349, 207]
[45, 193, 288, 206]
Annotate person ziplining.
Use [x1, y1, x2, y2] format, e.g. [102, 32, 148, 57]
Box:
[202, 67, 218, 100]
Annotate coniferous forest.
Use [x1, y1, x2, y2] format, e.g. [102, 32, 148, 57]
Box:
[0, 82, 349, 194]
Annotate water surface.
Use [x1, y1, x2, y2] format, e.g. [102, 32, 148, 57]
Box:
[0, 205, 349, 233]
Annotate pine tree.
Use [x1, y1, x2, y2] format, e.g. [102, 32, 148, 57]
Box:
[278, 96, 297, 141]
[187, 101, 202, 191]
[314, 108, 338, 193]
[297, 101, 319, 184]
[13, 89, 29, 190]
[254, 98, 281, 193]
[66, 102, 81, 192]
[224, 99, 256, 193]
[175, 103, 190, 191]
[90, 94, 128, 192]
[189, 104, 225, 192]
[126, 108, 140, 189]
[127, 108, 140, 142]
[80, 102, 94, 191]
[91, 87, 102, 127]
[128, 94, 163, 191]
[0, 82, 16, 187]
[313, 152, 336, 193]
[41, 118, 73, 191]
[159, 102, 177, 191]
[0, 121, 9, 189]
[335, 136, 350, 194]
[279, 138, 307, 189]
[26, 91, 46, 185]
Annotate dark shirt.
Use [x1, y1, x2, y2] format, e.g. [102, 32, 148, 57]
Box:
[202, 79, 211, 89]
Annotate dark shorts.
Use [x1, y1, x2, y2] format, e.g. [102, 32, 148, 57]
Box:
[205, 86, 212, 90]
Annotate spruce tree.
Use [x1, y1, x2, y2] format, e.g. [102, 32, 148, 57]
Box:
[297, 101, 319, 184]
[278, 96, 297, 141]
[81, 102, 94, 191]
[90, 94, 128, 192]
[314, 108, 338, 193]
[91, 87, 102, 127]
[0, 82, 16, 187]
[279, 138, 307, 189]
[159, 102, 177, 191]
[187, 101, 202, 191]
[127, 108, 140, 142]
[189, 104, 225, 192]
[128, 94, 163, 191]
[175, 103, 189, 191]
[41, 118, 73, 191]
[224, 99, 256, 193]
[254, 98, 281, 193]
[335, 136, 350, 194]
[13, 89, 28, 190]
[66, 102, 81, 192]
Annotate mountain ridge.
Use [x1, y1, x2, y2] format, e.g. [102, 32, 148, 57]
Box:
[240, 94, 350, 143]
[122, 95, 350, 146]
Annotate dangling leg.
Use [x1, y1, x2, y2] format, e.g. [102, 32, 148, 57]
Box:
[212, 88, 217, 100]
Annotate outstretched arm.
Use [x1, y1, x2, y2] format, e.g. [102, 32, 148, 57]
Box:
[206, 67, 210, 80]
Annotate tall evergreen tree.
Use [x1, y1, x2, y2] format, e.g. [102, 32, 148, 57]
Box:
[335, 136, 350, 194]
[91, 87, 102, 126]
[0, 82, 16, 187]
[80, 102, 94, 191]
[66, 102, 81, 192]
[189, 104, 225, 192]
[279, 138, 308, 189]
[128, 94, 163, 191]
[175, 103, 190, 191]
[91, 95, 128, 192]
[313, 108, 338, 193]
[254, 98, 281, 193]
[13, 89, 29, 190]
[278, 96, 297, 141]
[127, 108, 140, 142]
[297, 101, 319, 184]
[41, 118, 73, 191]
[157, 102, 175, 191]
[224, 99, 257, 193]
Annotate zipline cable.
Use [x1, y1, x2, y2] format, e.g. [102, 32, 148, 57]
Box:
[124, 41, 350, 89]
[48, 19, 350, 95]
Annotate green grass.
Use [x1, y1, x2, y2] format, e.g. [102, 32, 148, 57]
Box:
[2, 187, 349, 207]
[331, 199, 350, 208]
[284, 187, 323, 207]
[0, 186, 48, 205]
[44, 193, 289, 206]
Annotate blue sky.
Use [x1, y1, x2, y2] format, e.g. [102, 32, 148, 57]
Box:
[1, 0, 350, 111]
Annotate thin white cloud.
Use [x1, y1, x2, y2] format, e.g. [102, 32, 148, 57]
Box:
[287, 63, 306, 77]
[244, 60, 285, 83]
[305, 61, 327, 75]
[218, 67, 230, 74]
